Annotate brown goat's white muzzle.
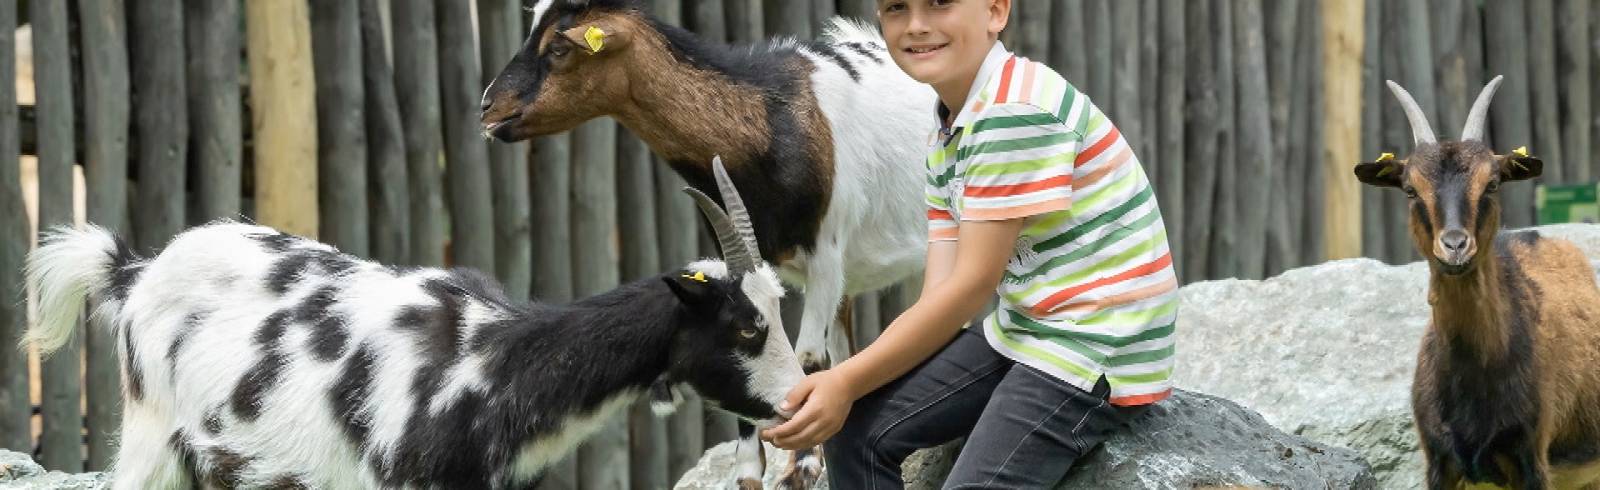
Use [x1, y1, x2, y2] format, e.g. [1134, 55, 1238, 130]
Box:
[1433, 229, 1477, 273]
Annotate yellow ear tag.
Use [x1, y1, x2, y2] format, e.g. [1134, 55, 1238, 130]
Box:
[1376, 165, 1396, 177]
[1376, 152, 1395, 162]
[1513, 146, 1529, 157]
[681, 271, 707, 283]
[584, 26, 606, 53]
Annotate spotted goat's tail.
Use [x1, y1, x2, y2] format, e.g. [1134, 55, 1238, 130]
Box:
[23, 224, 140, 356]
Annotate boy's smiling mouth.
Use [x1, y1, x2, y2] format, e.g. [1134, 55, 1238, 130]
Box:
[906, 42, 950, 58]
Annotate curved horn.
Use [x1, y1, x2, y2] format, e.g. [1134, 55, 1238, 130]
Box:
[1460, 75, 1504, 142]
[684, 187, 756, 275]
[1385, 80, 1437, 146]
[709, 157, 761, 263]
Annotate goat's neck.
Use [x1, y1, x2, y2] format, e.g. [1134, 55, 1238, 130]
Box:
[509, 278, 679, 401]
[613, 40, 783, 169]
[1428, 249, 1512, 365]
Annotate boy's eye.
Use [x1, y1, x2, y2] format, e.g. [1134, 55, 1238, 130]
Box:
[931, 0, 954, 6]
[881, 1, 906, 13]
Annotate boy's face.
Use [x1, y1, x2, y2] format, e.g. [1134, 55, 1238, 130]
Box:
[878, 0, 1010, 93]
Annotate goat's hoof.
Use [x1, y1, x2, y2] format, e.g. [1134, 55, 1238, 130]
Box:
[735, 477, 764, 490]
[775, 454, 823, 490]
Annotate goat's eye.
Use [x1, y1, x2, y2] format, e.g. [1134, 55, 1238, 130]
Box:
[1403, 185, 1418, 199]
[738, 327, 759, 340]
[549, 43, 570, 58]
[1486, 181, 1500, 194]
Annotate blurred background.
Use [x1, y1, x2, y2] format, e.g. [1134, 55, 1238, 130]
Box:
[0, 0, 1595, 488]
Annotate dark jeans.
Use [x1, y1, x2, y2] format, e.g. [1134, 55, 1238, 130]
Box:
[823, 329, 1144, 489]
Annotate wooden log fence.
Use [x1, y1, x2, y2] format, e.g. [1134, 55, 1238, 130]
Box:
[3, 1, 1596, 486]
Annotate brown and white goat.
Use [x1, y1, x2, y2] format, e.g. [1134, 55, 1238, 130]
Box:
[1355, 76, 1600, 489]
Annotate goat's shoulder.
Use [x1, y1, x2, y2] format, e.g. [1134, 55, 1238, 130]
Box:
[1497, 230, 1596, 293]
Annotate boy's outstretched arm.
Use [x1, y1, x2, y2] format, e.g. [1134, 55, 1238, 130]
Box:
[763, 217, 1026, 450]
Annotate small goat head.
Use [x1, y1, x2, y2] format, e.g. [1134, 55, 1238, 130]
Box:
[669, 157, 804, 424]
[481, 0, 645, 140]
[1354, 76, 1543, 276]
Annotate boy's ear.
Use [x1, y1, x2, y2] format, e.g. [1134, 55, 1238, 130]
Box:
[989, 0, 1012, 36]
[1353, 155, 1405, 188]
[664, 271, 718, 310]
[561, 22, 631, 54]
[1498, 147, 1543, 182]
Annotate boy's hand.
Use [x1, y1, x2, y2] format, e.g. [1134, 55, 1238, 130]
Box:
[761, 370, 853, 450]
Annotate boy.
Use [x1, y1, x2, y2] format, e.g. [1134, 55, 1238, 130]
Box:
[761, 0, 1179, 487]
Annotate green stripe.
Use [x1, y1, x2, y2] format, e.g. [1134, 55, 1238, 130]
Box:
[929, 165, 955, 187]
[1068, 165, 1140, 215]
[1105, 344, 1175, 368]
[1035, 184, 1154, 252]
[1007, 225, 1167, 300]
[988, 318, 1101, 381]
[927, 194, 950, 209]
[1057, 82, 1078, 119]
[1107, 367, 1172, 385]
[1009, 207, 1159, 282]
[958, 132, 1079, 162]
[970, 112, 1062, 134]
[1077, 297, 1179, 326]
[1003, 310, 1175, 349]
[1079, 111, 1107, 136]
[962, 152, 1076, 177]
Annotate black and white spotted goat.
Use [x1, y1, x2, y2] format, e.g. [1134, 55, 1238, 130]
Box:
[23, 160, 804, 489]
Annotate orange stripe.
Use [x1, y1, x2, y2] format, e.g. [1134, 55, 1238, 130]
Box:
[1018, 61, 1038, 104]
[994, 56, 1018, 103]
[960, 198, 1071, 220]
[1074, 146, 1133, 188]
[929, 227, 959, 241]
[928, 209, 954, 221]
[1050, 276, 1178, 314]
[1111, 388, 1171, 406]
[970, 99, 986, 115]
[1032, 252, 1174, 315]
[1075, 125, 1122, 167]
[965, 174, 1071, 198]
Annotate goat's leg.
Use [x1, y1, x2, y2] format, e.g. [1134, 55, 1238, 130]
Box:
[1515, 435, 1554, 490]
[824, 299, 855, 368]
[1420, 442, 1462, 490]
[732, 422, 766, 490]
[776, 446, 824, 490]
[794, 241, 846, 374]
[110, 408, 192, 490]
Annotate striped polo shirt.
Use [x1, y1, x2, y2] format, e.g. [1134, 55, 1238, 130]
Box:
[926, 42, 1178, 406]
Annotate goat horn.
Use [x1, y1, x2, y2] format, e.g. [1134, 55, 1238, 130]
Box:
[684, 187, 756, 276]
[1461, 75, 1504, 142]
[710, 157, 762, 267]
[1385, 80, 1437, 146]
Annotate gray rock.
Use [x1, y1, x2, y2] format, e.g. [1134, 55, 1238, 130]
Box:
[0, 450, 107, 490]
[674, 390, 1376, 489]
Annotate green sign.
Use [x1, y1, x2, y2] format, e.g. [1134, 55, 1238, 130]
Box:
[1537, 183, 1600, 224]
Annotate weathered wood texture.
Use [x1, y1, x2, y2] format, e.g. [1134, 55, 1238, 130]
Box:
[1485, 0, 1536, 228]
[480, 0, 532, 298]
[1558, 0, 1591, 182]
[1208, 0, 1238, 278]
[313, 0, 371, 256]
[1263, 0, 1296, 275]
[247, 0, 319, 237]
[1157, 1, 1184, 267]
[187, 0, 242, 223]
[1232, 0, 1270, 279]
[1528, 0, 1565, 182]
[132, 0, 188, 254]
[392, 0, 446, 266]
[435, 0, 495, 271]
[530, 134, 578, 490]
[81, 0, 133, 470]
[1181, 2, 1216, 280]
[616, 131, 666, 489]
[0, 0, 32, 455]
[33, 0, 80, 471]
[572, 118, 626, 489]
[1358, 0, 1384, 259]
[1324, 0, 1365, 260]
[362, 0, 411, 265]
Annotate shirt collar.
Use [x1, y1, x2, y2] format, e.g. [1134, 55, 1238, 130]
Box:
[936, 41, 1014, 143]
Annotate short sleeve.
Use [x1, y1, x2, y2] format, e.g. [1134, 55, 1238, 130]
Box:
[957, 103, 1080, 221]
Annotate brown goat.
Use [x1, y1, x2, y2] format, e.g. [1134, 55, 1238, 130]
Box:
[1355, 76, 1600, 489]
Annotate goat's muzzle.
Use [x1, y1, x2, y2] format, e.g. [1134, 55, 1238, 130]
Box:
[1434, 229, 1477, 274]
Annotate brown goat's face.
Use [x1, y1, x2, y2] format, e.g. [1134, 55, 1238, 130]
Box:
[1354, 141, 1542, 275]
[480, 9, 640, 141]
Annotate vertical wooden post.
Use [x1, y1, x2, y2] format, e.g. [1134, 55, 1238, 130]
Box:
[1233, 0, 1272, 279]
[1526, 0, 1565, 183]
[726, 0, 763, 44]
[689, 0, 727, 42]
[187, 0, 243, 223]
[1015, 0, 1052, 62]
[1181, 3, 1216, 281]
[1262, 0, 1297, 275]
[530, 133, 577, 490]
[812, 0, 835, 37]
[81, 0, 132, 470]
[1295, 3, 1326, 265]
[1378, 0, 1411, 262]
[362, 0, 411, 265]
[618, 131, 666, 488]
[480, 0, 532, 298]
[1157, 1, 1185, 278]
[572, 118, 625, 489]
[1358, 0, 1383, 259]
[1558, 0, 1591, 183]
[132, 0, 188, 254]
[247, 0, 319, 238]
[1110, 1, 1139, 149]
[392, 0, 446, 265]
[1138, 0, 1158, 162]
[435, 0, 495, 270]
[1322, 0, 1365, 260]
[1084, 0, 1111, 101]
[1054, 0, 1085, 84]
[33, 0, 81, 471]
[768, 0, 812, 39]
[1431, 0, 1469, 140]
[839, 0, 875, 20]
[313, 0, 371, 256]
[1485, 0, 1536, 228]
[0, 0, 31, 454]
[1208, 0, 1238, 278]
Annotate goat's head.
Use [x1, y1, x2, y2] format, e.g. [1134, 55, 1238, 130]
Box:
[1355, 76, 1543, 276]
[662, 157, 804, 425]
[481, 0, 654, 140]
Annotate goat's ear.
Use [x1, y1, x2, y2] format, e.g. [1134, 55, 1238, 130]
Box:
[560, 22, 631, 55]
[664, 271, 717, 309]
[1498, 147, 1543, 181]
[1353, 157, 1405, 188]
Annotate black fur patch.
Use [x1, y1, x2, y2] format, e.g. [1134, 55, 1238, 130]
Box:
[167, 310, 208, 366]
[329, 343, 378, 448]
[233, 311, 292, 421]
[107, 235, 144, 303]
[294, 286, 349, 362]
[266, 254, 316, 295]
[805, 42, 860, 81]
[123, 325, 144, 401]
[842, 42, 883, 63]
[203, 406, 225, 435]
[247, 231, 299, 253]
[402, 278, 470, 411]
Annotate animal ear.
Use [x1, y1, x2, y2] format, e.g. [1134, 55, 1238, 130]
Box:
[1353, 154, 1405, 188]
[560, 22, 631, 55]
[663, 270, 717, 309]
[1498, 147, 1543, 181]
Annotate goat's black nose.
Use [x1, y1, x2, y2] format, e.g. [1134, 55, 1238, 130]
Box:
[1440, 230, 1470, 252]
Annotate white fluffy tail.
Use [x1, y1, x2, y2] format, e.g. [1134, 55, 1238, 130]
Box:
[24, 224, 132, 355]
